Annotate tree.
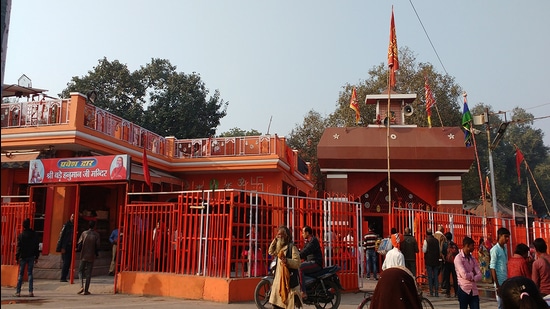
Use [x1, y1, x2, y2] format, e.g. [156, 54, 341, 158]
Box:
[462, 105, 550, 217]
[142, 69, 227, 138]
[288, 46, 549, 216]
[294, 47, 464, 193]
[329, 47, 462, 129]
[218, 127, 262, 137]
[61, 57, 146, 124]
[287, 110, 334, 192]
[61, 58, 227, 139]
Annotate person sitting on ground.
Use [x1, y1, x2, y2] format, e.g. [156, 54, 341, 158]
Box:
[499, 276, 549, 309]
[369, 266, 422, 309]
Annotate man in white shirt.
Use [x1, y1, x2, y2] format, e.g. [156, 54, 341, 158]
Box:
[382, 229, 405, 270]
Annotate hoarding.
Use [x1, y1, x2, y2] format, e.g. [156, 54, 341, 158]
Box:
[28, 155, 131, 183]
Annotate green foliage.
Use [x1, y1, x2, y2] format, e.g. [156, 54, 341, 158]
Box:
[461, 105, 549, 217]
[61, 58, 227, 139]
[218, 127, 262, 137]
[61, 57, 146, 124]
[287, 110, 332, 192]
[329, 47, 462, 128]
[289, 46, 550, 216]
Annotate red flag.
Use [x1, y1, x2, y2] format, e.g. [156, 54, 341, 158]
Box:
[388, 7, 399, 88]
[143, 146, 152, 189]
[349, 88, 360, 124]
[516, 148, 524, 184]
[424, 76, 435, 127]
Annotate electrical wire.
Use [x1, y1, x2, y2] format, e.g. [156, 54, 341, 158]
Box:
[408, 0, 448, 75]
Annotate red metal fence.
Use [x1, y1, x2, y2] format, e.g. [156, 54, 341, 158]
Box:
[389, 207, 550, 278]
[1, 199, 35, 265]
[120, 190, 361, 289]
[2, 191, 550, 292]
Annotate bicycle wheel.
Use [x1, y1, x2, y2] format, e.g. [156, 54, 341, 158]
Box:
[420, 297, 434, 309]
[357, 296, 372, 309]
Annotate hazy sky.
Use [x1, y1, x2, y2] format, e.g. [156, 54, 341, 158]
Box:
[4, 1, 550, 146]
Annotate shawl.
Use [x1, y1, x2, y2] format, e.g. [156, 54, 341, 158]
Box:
[278, 249, 291, 304]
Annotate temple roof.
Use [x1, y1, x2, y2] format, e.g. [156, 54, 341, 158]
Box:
[317, 126, 474, 172]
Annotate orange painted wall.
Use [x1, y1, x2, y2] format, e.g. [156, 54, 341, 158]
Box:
[117, 272, 261, 303]
[0, 266, 18, 287]
[1, 168, 29, 195]
[325, 176, 348, 194]
[437, 179, 463, 201]
[182, 172, 284, 193]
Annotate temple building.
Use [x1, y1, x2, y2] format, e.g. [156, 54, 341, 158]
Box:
[317, 90, 474, 236]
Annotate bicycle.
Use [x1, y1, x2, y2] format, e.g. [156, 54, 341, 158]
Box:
[356, 291, 372, 309]
[356, 275, 434, 309]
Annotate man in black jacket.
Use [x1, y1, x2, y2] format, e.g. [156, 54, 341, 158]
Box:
[400, 227, 419, 277]
[56, 214, 74, 282]
[299, 225, 323, 298]
[15, 218, 40, 297]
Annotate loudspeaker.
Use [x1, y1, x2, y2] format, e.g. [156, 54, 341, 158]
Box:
[404, 105, 413, 116]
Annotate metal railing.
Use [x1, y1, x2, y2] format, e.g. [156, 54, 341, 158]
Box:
[83, 104, 167, 155]
[1, 99, 70, 127]
[0, 200, 35, 265]
[120, 190, 360, 289]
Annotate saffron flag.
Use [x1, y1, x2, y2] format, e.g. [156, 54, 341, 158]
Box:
[388, 7, 399, 88]
[349, 88, 360, 124]
[424, 76, 435, 127]
[461, 96, 472, 147]
[516, 148, 524, 184]
[143, 146, 152, 189]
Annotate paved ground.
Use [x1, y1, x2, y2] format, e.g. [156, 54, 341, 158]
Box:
[2, 275, 498, 308]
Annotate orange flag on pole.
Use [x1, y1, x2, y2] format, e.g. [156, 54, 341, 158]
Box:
[388, 7, 399, 88]
[349, 87, 360, 124]
[424, 76, 435, 128]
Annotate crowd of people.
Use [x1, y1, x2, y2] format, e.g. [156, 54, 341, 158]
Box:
[361, 224, 550, 309]
[11, 217, 549, 308]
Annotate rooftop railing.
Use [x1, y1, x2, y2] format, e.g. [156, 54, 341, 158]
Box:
[1, 99, 70, 127]
[83, 103, 167, 155]
[1, 98, 308, 176]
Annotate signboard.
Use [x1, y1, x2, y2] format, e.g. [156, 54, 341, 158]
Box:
[29, 155, 131, 184]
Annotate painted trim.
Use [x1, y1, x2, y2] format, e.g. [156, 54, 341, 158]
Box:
[327, 174, 348, 179]
[320, 168, 469, 173]
[437, 200, 463, 205]
[436, 176, 462, 181]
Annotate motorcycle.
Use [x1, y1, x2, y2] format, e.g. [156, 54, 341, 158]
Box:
[254, 259, 343, 309]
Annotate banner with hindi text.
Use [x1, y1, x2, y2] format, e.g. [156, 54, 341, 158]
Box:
[28, 155, 131, 184]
